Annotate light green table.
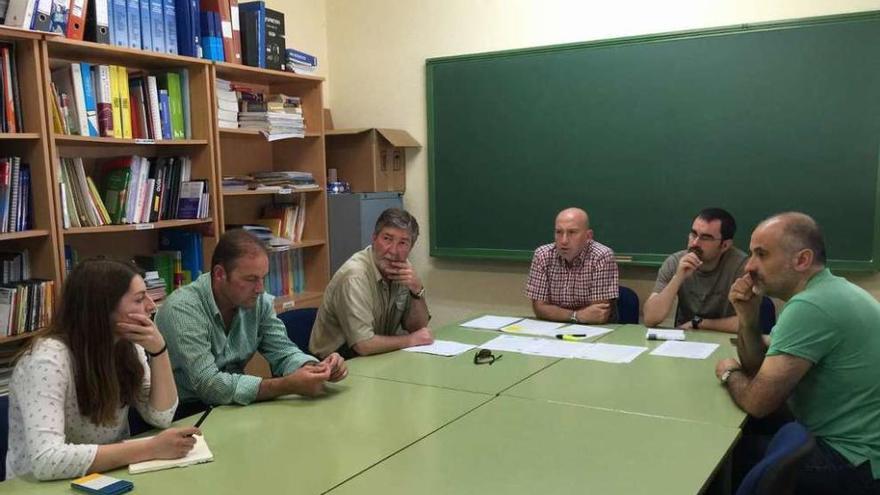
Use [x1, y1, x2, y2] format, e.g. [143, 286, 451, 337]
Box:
[346, 325, 562, 394]
[503, 324, 747, 428]
[328, 395, 741, 495]
[3, 375, 491, 494]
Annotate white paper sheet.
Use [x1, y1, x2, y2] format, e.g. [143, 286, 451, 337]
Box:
[500, 319, 565, 335]
[645, 329, 686, 341]
[480, 335, 592, 359]
[460, 315, 524, 330]
[575, 343, 648, 363]
[129, 435, 213, 474]
[557, 324, 614, 339]
[650, 341, 719, 360]
[401, 340, 476, 356]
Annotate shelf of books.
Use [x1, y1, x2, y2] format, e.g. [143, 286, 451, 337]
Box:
[0, 27, 63, 355]
[211, 62, 329, 312]
[40, 38, 219, 292]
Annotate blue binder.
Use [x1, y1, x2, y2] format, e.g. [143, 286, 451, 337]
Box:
[174, 0, 200, 57]
[163, 0, 178, 54]
[238, 1, 265, 68]
[126, 0, 141, 50]
[149, 0, 165, 52]
[111, 0, 128, 47]
[139, 0, 152, 51]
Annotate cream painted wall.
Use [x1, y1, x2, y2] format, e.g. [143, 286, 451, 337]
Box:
[266, 0, 330, 104]
[319, 0, 880, 327]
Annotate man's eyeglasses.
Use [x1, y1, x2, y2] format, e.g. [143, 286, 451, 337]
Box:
[688, 231, 722, 243]
[473, 348, 502, 365]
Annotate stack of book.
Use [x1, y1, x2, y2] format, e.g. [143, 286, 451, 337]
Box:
[143, 270, 167, 305]
[58, 155, 209, 229]
[0, 157, 32, 233]
[0, 42, 23, 133]
[238, 93, 305, 139]
[222, 171, 316, 194]
[0, 248, 54, 337]
[50, 63, 190, 141]
[215, 78, 238, 129]
[285, 48, 317, 75]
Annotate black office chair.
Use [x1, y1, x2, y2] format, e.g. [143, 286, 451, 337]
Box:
[278, 307, 318, 351]
[617, 286, 640, 324]
[736, 422, 815, 495]
[1, 394, 8, 481]
[759, 297, 777, 335]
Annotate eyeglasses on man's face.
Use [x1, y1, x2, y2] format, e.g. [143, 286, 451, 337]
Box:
[688, 231, 722, 243]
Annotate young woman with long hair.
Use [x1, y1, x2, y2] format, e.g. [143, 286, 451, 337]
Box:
[6, 259, 199, 480]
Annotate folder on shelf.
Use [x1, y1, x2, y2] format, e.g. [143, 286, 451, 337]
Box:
[48, 0, 69, 34]
[69, 63, 91, 137]
[118, 66, 132, 139]
[65, 0, 88, 40]
[126, 0, 141, 50]
[30, 0, 52, 31]
[3, 0, 37, 29]
[238, 0, 264, 68]
[174, 0, 201, 57]
[85, 0, 110, 44]
[163, 0, 178, 54]
[138, 0, 152, 52]
[109, 65, 122, 138]
[111, 0, 128, 47]
[149, 0, 165, 52]
[229, 0, 241, 63]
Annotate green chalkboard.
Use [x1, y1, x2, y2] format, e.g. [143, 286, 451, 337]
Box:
[427, 12, 880, 270]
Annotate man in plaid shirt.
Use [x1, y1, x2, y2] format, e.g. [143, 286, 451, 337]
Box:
[524, 208, 619, 324]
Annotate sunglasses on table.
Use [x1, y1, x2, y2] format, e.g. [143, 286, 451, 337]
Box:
[473, 348, 502, 365]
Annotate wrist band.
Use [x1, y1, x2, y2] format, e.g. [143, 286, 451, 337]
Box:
[147, 344, 168, 358]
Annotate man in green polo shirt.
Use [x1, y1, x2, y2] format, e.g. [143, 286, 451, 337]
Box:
[309, 208, 433, 358]
[716, 212, 880, 493]
[156, 230, 347, 407]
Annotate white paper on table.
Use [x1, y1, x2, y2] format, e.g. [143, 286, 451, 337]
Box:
[480, 334, 592, 359]
[401, 340, 476, 356]
[501, 318, 565, 335]
[645, 329, 686, 341]
[650, 341, 719, 360]
[129, 435, 213, 474]
[558, 324, 614, 339]
[460, 315, 524, 330]
[575, 343, 648, 363]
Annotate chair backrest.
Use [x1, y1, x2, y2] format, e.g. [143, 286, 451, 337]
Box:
[736, 422, 815, 495]
[1, 394, 8, 481]
[617, 286, 640, 324]
[759, 296, 777, 335]
[278, 307, 319, 351]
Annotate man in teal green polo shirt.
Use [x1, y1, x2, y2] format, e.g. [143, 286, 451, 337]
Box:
[156, 230, 347, 407]
[716, 212, 880, 493]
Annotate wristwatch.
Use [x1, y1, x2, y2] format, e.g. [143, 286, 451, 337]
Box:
[570, 311, 579, 323]
[411, 286, 426, 299]
[720, 367, 741, 385]
[691, 315, 703, 329]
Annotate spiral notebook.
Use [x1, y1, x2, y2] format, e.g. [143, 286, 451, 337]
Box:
[128, 434, 214, 474]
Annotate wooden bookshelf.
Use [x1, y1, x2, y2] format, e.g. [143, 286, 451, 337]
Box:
[0, 28, 62, 345]
[0, 327, 50, 345]
[211, 64, 330, 308]
[40, 37, 220, 278]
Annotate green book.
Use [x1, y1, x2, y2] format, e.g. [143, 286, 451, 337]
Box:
[102, 167, 131, 224]
[159, 72, 185, 140]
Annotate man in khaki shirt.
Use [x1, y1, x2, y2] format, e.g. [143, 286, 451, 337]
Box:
[309, 208, 433, 358]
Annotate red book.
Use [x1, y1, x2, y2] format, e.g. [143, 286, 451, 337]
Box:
[229, 0, 242, 64]
[1, 47, 16, 133]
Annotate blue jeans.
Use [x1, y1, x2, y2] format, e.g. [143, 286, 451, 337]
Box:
[795, 438, 879, 495]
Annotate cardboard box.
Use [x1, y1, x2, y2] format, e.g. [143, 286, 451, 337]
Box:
[325, 128, 421, 192]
